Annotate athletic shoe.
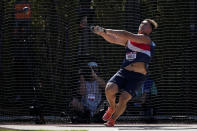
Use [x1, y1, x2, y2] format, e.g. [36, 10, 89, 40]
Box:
[102, 107, 115, 121]
[104, 118, 115, 127]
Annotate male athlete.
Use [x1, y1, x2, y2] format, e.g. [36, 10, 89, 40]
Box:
[92, 19, 158, 126]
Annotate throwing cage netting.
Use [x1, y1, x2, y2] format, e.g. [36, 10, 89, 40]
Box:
[0, 0, 197, 123]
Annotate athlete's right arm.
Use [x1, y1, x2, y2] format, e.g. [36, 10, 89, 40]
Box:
[93, 26, 127, 46]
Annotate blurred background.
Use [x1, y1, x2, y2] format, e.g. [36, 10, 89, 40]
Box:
[0, 0, 197, 124]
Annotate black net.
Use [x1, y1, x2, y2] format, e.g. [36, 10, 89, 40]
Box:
[0, 0, 197, 124]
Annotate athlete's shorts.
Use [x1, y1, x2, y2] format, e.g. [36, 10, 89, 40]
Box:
[108, 68, 146, 97]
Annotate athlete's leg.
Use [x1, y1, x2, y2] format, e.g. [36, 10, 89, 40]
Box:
[111, 91, 132, 121]
[103, 69, 126, 122]
[103, 82, 119, 121]
[105, 82, 119, 110]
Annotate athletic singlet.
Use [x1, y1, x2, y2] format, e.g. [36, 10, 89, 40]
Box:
[121, 40, 156, 69]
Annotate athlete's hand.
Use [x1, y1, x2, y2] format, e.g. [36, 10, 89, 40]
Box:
[92, 26, 105, 35]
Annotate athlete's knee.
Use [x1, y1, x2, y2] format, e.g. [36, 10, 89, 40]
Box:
[105, 82, 118, 95]
[119, 91, 132, 104]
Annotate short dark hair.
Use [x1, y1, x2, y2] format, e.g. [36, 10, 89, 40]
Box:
[144, 19, 158, 30]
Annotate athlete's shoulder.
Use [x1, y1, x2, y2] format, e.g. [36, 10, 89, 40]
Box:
[135, 34, 151, 45]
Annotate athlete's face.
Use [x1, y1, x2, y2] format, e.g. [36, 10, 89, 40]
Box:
[138, 20, 152, 35]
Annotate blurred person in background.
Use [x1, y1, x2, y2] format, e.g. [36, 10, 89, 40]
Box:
[64, 61, 106, 123]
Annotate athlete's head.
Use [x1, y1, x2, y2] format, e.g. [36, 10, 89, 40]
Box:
[138, 19, 158, 35]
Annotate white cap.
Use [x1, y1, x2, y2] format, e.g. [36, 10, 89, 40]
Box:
[88, 62, 98, 67]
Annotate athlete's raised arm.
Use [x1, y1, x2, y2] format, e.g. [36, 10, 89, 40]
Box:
[93, 19, 158, 46]
[104, 29, 151, 44]
[93, 26, 127, 46]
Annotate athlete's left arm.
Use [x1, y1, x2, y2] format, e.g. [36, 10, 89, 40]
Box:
[105, 29, 151, 45]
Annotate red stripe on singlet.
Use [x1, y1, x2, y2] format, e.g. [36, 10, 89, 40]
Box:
[129, 41, 150, 50]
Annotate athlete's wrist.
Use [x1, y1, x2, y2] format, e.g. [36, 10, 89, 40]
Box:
[102, 29, 110, 36]
[104, 29, 113, 35]
[104, 28, 106, 33]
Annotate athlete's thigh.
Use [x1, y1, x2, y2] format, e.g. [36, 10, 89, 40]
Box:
[124, 70, 146, 97]
[125, 77, 145, 97]
[108, 69, 127, 89]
